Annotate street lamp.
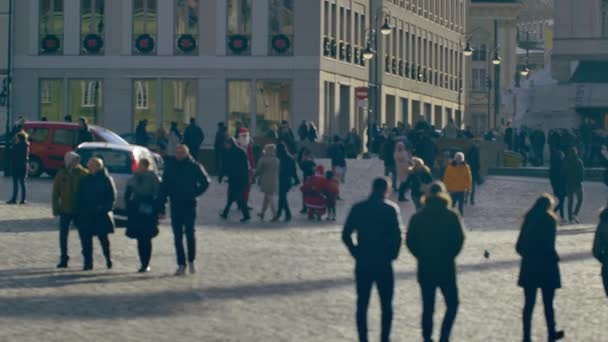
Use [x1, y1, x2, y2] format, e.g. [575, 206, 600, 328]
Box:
[380, 17, 392, 36]
[464, 41, 474, 57]
[520, 65, 530, 77]
[362, 44, 375, 60]
[492, 51, 502, 65]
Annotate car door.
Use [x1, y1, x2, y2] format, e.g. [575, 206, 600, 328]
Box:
[25, 126, 51, 171]
[47, 128, 78, 172]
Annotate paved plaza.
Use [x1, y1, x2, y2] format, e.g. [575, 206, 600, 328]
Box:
[0, 159, 607, 342]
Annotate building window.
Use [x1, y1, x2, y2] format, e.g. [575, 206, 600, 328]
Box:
[472, 68, 487, 91]
[473, 43, 487, 61]
[133, 0, 157, 55]
[269, 0, 294, 56]
[434, 105, 443, 128]
[603, 0, 608, 37]
[227, 0, 252, 55]
[175, 0, 199, 55]
[401, 97, 409, 125]
[39, 0, 64, 55]
[162, 80, 197, 129]
[69, 80, 103, 124]
[133, 80, 158, 131]
[39, 79, 64, 121]
[80, 0, 105, 55]
[256, 80, 291, 138]
[228, 80, 252, 135]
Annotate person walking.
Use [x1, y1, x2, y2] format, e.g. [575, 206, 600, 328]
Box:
[549, 150, 566, 223]
[443, 152, 472, 216]
[345, 128, 363, 159]
[406, 181, 465, 342]
[516, 195, 565, 342]
[381, 134, 397, 192]
[404, 157, 433, 211]
[394, 141, 412, 202]
[183, 117, 205, 159]
[465, 140, 481, 206]
[219, 138, 251, 222]
[135, 119, 149, 147]
[7, 132, 29, 205]
[214, 122, 228, 178]
[274, 143, 299, 222]
[125, 159, 161, 273]
[160, 144, 210, 276]
[255, 144, 280, 221]
[166, 121, 182, 167]
[593, 206, 608, 297]
[75, 157, 116, 271]
[327, 136, 347, 183]
[298, 147, 316, 214]
[77, 117, 93, 145]
[561, 147, 584, 223]
[308, 122, 318, 143]
[342, 177, 403, 342]
[298, 120, 309, 142]
[52, 152, 88, 268]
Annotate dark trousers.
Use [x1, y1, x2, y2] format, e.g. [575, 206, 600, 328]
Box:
[553, 194, 565, 220]
[171, 210, 196, 266]
[413, 195, 423, 211]
[355, 263, 394, 342]
[567, 186, 583, 221]
[398, 181, 409, 201]
[602, 265, 608, 297]
[450, 192, 465, 216]
[10, 174, 26, 202]
[469, 179, 477, 205]
[222, 189, 250, 219]
[59, 214, 75, 260]
[277, 190, 292, 220]
[384, 165, 397, 191]
[78, 230, 111, 267]
[420, 280, 459, 342]
[137, 238, 152, 268]
[522, 287, 556, 341]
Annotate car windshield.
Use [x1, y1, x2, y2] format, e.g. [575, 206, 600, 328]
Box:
[77, 148, 133, 174]
[93, 127, 129, 145]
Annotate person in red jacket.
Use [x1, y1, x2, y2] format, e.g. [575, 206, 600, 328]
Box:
[301, 165, 329, 220]
[325, 170, 340, 221]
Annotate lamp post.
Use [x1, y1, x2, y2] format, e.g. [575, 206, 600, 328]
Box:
[3, 0, 13, 146]
[459, 38, 474, 127]
[362, 9, 391, 153]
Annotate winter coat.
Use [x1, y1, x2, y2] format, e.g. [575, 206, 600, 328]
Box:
[301, 175, 329, 213]
[593, 209, 608, 265]
[166, 130, 182, 157]
[75, 169, 117, 236]
[299, 159, 316, 180]
[78, 128, 93, 145]
[255, 155, 280, 194]
[52, 165, 89, 216]
[298, 123, 308, 141]
[222, 146, 250, 193]
[327, 143, 347, 167]
[406, 165, 433, 199]
[326, 178, 340, 206]
[344, 133, 362, 158]
[342, 196, 403, 267]
[443, 162, 473, 193]
[516, 211, 561, 289]
[183, 124, 205, 154]
[561, 154, 584, 194]
[10, 141, 29, 177]
[278, 152, 299, 192]
[549, 152, 565, 197]
[406, 194, 465, 284]
[394, 149, 412, 183]
[125, 171, 161, 240]
[466, 145, 481, 181]
[160, 156, 210, 211]
[381, 139, 396, 167]
[135, 124, 149, 146]
[443, 123, 458, 139]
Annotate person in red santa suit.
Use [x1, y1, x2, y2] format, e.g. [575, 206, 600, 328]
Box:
[236, 127, 256, 205]
[300, 165, 330, 221]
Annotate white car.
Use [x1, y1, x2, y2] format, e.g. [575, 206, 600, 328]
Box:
[75, 142, 163, 222]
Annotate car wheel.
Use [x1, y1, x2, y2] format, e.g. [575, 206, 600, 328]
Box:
[28, 157, 44, 178]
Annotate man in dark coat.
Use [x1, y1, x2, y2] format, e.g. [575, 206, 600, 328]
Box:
[327, 136, 347, 183]
[135, 119, 149, 147]
[77, 117, 93, 145]
[345, 128, 363, 159]
[275, 143, 300, 222]
[504, 123, 514, 150]
[7, 132, 29, 204]
[465, 140, 481, 205]
[415, 134, 437, 173]
[214, 122, 228, 178]
[342, 177, 403, 342]
[561, 147, 584, 223]
[406, 182, 465, 342]
[183, 118, 205, 159]
[298, 120, 308, 142]
[75, 157, 116, 271]
[219, 138, 251, 222]
[160, 144, 210, 276]
[278, 120, 296, 152]
[531, 129, 546, 166]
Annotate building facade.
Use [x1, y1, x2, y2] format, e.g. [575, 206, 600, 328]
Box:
[465, 0, 521, 136]
[11, 0, 466, 144]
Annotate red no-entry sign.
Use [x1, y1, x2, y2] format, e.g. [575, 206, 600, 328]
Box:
[355, 87, 368, 100]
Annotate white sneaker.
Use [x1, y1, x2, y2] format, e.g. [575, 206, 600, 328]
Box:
[174, 265, 186, 276]
[188, 262, 196, 274]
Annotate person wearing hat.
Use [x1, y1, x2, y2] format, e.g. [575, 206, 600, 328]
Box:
[300, 165, 330, 220]
[220, 137, 252, 223]
[406, 181, 465, 342]
[443, 152, 472, 216]
[52, 151, 89, 268]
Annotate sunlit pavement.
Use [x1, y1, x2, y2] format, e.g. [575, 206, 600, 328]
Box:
[0, 159, 607, 342]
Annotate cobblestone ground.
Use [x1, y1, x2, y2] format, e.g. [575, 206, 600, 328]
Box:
[0, 159, 607, 342]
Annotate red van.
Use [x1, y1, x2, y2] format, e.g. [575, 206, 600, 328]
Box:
[23, 121, 128, 177]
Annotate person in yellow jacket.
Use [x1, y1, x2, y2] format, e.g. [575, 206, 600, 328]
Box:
[443, 152, 472, 216]
[52, 151, 88, 268]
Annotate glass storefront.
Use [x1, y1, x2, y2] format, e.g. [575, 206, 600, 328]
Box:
[133, 0, 158, 55]
[80, 0, 105, 55]
[226, 0, 252, 55]
[227, 80, 252, 136]
[133, 79, 158, 130]
[39, 0, 64, 55]
[175, 0, 199, 55]
[39, 79, 64, 121]
[269, 0, 294, 55]
[255, 80, 291, 137]
[162, 79, 197, 129]
[68, 80, 103, 124]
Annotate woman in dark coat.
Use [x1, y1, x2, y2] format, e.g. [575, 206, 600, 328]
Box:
[76, 157, 116, 271]
[516, 195, 564, 342]
[274, 143, 299, 222]
[219, 137, 251, 222]
[7, 132, 29, 204]
[125, 159, 160, 273]
[593, 207, 608, 297]
[549, 150, 566, 222]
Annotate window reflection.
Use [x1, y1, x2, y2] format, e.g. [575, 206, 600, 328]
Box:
[39, 79, 64, 121]
[80, 0, 105, 55]
[68, 80, 103, 124]
[134, 80, 158, 131]
[175, 0, 199, 55]
[227, 80, 252, 136]
[255, 81, 291, 138]
[39, 0, 64, 55]
[162, 80, 197, 130]
[133, 0, 158, 55]
[227, 0, 252, 55]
